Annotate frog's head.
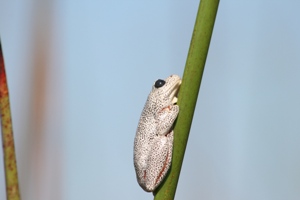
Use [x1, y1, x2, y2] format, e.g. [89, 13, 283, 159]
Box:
[149, 74, 181, 109]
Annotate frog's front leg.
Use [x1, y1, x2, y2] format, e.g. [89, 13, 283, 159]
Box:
[156, 104, 179, 136]
[143, 131, 173, 192]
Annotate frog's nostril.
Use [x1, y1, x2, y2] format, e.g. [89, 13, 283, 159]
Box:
[154, 79, 166, 88]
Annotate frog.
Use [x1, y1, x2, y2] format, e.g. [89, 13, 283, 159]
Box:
[134, 74, 181, 192]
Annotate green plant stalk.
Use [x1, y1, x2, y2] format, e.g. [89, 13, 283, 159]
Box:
[0, 42, 21, 200]
[154, 0, 219, 199]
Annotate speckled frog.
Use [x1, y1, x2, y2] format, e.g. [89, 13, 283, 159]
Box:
[134, 74, 181, 192]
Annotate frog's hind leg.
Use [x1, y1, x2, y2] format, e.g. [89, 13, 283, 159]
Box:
[143, 131, 174, 192]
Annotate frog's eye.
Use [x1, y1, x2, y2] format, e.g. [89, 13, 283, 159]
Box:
[154, 79, 166, 88]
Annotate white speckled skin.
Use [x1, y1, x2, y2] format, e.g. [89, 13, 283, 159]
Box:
[134, 75, 181, 192]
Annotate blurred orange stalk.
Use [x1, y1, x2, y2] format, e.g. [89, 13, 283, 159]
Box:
[0, 42, 21, 200]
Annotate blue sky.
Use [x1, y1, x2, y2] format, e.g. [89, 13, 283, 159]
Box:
[1, 1, 300, 200]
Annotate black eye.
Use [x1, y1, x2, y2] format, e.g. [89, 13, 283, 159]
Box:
[154, 79, 165, 88]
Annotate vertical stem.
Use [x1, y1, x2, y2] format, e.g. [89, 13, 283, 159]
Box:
[0, 41, 21, 200]
[154, 0, 219, 199]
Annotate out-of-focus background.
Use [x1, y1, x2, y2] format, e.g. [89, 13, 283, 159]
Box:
[1, 1, 300, 200]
